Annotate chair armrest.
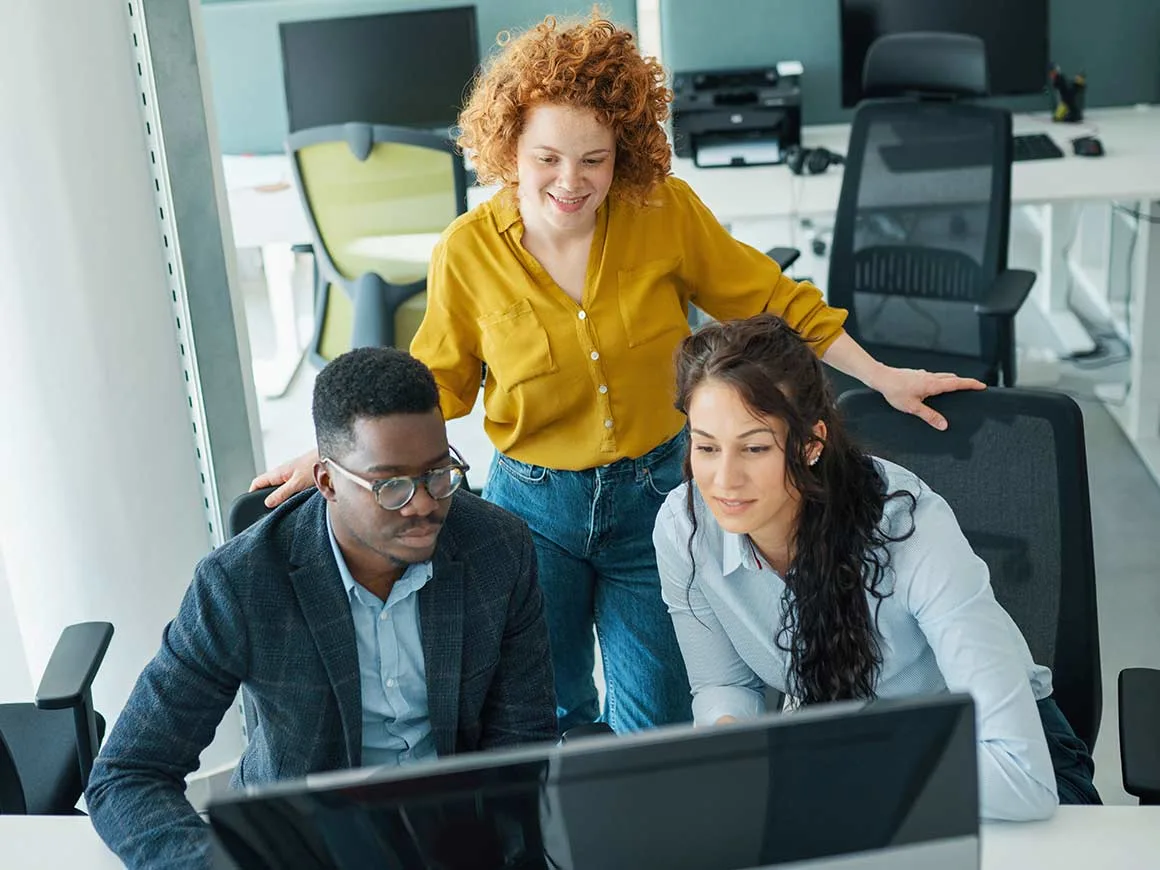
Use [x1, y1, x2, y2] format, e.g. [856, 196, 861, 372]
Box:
[974, 269, 1036, 317]
[1119, 667, 1160, 804]
[35, 622, 114, 711]
[765, 247, 801, 271]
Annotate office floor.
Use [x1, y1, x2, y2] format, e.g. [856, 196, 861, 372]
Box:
[238, 219, 1159, 806]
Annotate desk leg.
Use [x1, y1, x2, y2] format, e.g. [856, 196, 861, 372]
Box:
[1033, 204, 1097, 356]
[251, 243, 305, 399]
[1103, 200, 1160, 485]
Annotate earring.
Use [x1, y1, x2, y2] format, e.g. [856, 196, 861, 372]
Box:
[808, 454, 820, 467]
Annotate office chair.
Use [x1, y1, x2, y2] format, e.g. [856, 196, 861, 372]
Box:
[826, 34, 1035, 399]
[838, 388, 1160, 804]
[286, 123, 469, 368]
[226, 487, 281, 742]
[228, 486, 281, 539]
[0, 622, 114, 814]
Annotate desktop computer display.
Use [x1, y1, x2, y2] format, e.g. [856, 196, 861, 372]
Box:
[839, 0, 1050, 107]
[208, 695, 978, 870]
[279, 6, 480, 134]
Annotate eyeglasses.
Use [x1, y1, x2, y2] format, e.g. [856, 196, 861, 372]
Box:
[322, 447, 470, 511]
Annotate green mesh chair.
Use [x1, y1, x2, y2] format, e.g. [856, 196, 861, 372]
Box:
[287, 123, 468, 366]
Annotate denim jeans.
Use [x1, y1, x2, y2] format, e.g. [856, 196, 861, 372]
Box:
[482, 431, 694, 734]
[1037, 697, 1102, 805]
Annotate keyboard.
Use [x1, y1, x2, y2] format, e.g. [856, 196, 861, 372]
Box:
[1012, 133, 1065, 161]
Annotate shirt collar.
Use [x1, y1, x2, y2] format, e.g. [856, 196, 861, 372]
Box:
[722, 530, 765, 577]
[326, 506, 433, 606]
[491, 187, 522, 235]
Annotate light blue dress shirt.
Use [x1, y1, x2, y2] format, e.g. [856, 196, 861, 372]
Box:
[653, 458, 1059, 822]
[327, 509, 437, 768]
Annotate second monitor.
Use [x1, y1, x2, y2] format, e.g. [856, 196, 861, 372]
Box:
[839, 0, 1050, 106]
[280, 6, 480, 135]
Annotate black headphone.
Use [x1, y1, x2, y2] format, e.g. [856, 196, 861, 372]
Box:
[785, 145, 845, 176]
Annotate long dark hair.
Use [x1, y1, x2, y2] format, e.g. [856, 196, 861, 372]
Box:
[674, 315, 916, 705]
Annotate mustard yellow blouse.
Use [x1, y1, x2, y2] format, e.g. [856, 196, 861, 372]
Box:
[409, 175, 847, 471]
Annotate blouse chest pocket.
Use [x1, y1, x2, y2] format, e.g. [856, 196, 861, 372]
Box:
[617, 256, 689, 348]
[478, 298, 559, 391]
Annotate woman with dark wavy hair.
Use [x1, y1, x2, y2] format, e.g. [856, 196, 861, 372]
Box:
[654, 314, 1100, 820]
[255, 12, 984, 737]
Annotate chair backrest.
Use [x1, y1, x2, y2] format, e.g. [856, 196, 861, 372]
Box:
[289, 123, 468, 362]
[0, 732, 28, 813]
[228, 487, 279, 539]
[288, 123, 467, 286]
[837, 388, 1102, 751]
[827, 100, 1012, 366]
[863, 32, 989, 99]
[227, 488, 279, 742]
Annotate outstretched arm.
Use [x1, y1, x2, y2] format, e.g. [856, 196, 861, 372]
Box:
[86, 558, 249, 868]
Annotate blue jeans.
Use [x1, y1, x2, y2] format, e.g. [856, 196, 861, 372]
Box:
[482, 431, 693, 734]
[1037, 697, 1102, 805]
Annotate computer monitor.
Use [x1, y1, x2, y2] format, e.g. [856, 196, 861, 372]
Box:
[207, 694, 978, 870]
[279, 6, 480, 134]
[839, 0, 1050, 107]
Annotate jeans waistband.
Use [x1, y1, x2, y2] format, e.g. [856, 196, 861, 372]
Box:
[594, 429, 687, 481]
[497, 429, 687, 483]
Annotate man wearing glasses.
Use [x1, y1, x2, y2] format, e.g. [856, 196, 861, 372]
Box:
[86, 347, 557, 869]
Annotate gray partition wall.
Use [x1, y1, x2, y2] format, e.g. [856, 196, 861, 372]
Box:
[661, 0, 1160, 126]
[200, 0, 639, 155]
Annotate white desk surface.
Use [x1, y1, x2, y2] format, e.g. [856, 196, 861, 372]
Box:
[222, 106, 1160, 248]
[674, 105, 1160, 224]
[4, 807, 1158, 869]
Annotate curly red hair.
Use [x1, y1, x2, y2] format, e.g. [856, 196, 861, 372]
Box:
[457, 13, 672, 202]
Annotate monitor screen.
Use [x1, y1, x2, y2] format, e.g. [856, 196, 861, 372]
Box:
[208, 695, 978, 870]
[280, 6, 480, 133]
[839, 0, 1050, 107]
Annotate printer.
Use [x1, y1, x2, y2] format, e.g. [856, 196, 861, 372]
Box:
[671, 64, 802, 168]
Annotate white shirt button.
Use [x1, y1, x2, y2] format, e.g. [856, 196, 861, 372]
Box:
[598, 384, 608, 394]
[578, 310, 587, 320]
[386, 678, 397, 688]
[380, 611, 388, 621]
[590, 350, 600, 361]
[604, 419, 614, 429]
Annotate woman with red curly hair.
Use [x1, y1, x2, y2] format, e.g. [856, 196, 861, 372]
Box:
[255, 13, 982, 735]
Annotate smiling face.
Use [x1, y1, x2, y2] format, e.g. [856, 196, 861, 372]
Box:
[687, 379, 803, 544]
[515, 103, 616, 238]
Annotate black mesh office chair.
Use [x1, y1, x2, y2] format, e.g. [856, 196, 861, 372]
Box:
[838, 388, 1160, 803]
[827, 34, 1035, 397]
[0, 622, 114, 814]
[227, 487, 281, 741]
[228, 486, 280, 539]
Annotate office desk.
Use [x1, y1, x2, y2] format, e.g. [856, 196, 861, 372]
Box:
[4, 807, 1158, 868]
[673, 107, 1160, 222]
[678, 106, 1160, 485]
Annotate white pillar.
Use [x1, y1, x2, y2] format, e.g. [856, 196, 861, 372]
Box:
[0, 0, 244, 766]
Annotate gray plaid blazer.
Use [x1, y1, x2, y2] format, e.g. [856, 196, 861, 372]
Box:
[86, 489, 556, 869]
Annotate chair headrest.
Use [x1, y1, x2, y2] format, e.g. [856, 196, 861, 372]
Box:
[863, 32, 989, 99]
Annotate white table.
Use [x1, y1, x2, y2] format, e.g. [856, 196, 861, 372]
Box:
[4, 807, 1158, 868]
[979, 806, 1160, 865]
[221, 155, 310, 398]
[674, 107, 1160, 485]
